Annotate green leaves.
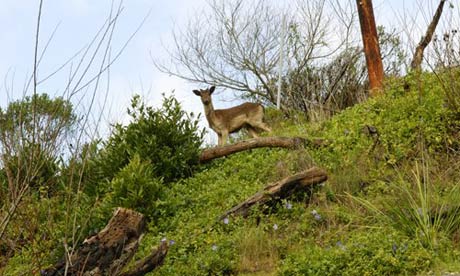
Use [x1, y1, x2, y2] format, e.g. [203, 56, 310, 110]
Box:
[0, 93, 76, 194]
[107, 155, 163, 219]
[0, 93, 76, 144]
[90, 94, 204, 221]
[278, 229, 433, 276]
[98, 93, 204, 185]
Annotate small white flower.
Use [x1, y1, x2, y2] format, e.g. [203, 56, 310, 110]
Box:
[223, 217, 229, 224]
[273, 224, 278, 231]
[286, 202, 293, 209]
[336, 241, 346, 250]
[212, 244, 218, 251]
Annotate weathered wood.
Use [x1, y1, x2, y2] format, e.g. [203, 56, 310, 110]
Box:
[120, 241, 169, 276]
[221, 167, 327, 219]
[410, 0, 446, 70]
[43, 208, 167, 276]
[200, 136, 306, 163]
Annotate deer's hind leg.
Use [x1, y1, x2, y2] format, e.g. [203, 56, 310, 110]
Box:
[217, 134, 222, 146]
[252, 121, 271, 133]
[247, 126, 259, 138]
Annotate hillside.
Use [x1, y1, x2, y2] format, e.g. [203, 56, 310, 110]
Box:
[135, 73, 460, 275]
[2, 72, 460, 275]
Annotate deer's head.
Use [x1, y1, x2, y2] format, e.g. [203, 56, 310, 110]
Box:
[193, 86, 215, 105]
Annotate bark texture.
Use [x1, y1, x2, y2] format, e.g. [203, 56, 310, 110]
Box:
[200, 137, 306, 163]
[356, 0, 384, 96]
[410, 0, 446, 70]
[221, 167, 328, 219]
[43, 208, 168, 276]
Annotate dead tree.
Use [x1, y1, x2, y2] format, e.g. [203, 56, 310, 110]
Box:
[221, 167, 328, 219]
[43, 208, 168, 276]
[155, 0, 350, 108]
[410, 0, 446, 70]
[356, 0, 384, 96]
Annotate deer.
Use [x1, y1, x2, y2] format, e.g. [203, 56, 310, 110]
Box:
[193, 86, 271, 146]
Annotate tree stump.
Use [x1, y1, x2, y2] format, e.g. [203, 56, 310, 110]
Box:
[43, 208, 168, 276]
[221, 166, 328, 219]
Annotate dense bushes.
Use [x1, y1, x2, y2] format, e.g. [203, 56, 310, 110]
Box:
[97, 94, 204, 186]
[278, 229, 433, 275]
[0, 93, 76, 195]
[4, 73, 460, 275]
[104, 155, 164, 219]
[92, 94, 204, 219]
[310, 72, 457, 172]
[145, 72, 460, 275]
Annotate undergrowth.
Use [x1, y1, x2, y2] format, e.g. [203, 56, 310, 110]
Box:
[140, 72, 460, 275]
[3, 72, 460, 275]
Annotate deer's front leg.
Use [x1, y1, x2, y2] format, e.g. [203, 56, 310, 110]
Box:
[217, 133, 223, 146]
[220, 130, 229, 146]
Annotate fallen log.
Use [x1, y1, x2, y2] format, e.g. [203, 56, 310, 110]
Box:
[43, 208, 168, 276]
[221, 166, 327, 219]
[200, 137, 306, 163]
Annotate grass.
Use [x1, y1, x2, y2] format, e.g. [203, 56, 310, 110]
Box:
[3, 72, 460, 275]
[237, 226, 278, 274]
[139, 73, 460, 275]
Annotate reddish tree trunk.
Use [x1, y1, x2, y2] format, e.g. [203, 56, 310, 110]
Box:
[356, 0, 384, 97]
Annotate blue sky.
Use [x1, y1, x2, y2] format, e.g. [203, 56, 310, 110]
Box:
[0, 0, 209, 136]
[0, 0, 454, 143]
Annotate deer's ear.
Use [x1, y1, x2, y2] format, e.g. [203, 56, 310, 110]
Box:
[209, 86, 216, 94]
[193, 90, 201, 96]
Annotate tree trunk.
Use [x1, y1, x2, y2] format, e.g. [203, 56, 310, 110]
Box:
[200, 137, 306, 163]
[410, 0, 446, 70]
[356, 0, 384, 96]
[221, 167, 327, 219]
[43, 208, 168, 276]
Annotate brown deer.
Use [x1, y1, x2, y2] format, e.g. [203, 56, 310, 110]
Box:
[193, 86, 271, 146]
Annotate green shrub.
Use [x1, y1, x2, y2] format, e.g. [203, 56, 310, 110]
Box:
[0, 93, 76, 194]
[304, 72, 460, 198]
[278, 229, 433, 276]
[96, 94, 204, 188]
[105, 155, 163, 220]
[1, 196, 68, 275]
[317, 74, 450, 165]
[354, 162, 460, 251]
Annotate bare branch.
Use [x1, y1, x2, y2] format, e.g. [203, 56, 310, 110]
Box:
[410, 0, 446, 70]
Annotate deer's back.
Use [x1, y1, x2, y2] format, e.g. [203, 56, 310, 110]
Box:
[214, 102, 263, 119]
[212, 102, 264, 133]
